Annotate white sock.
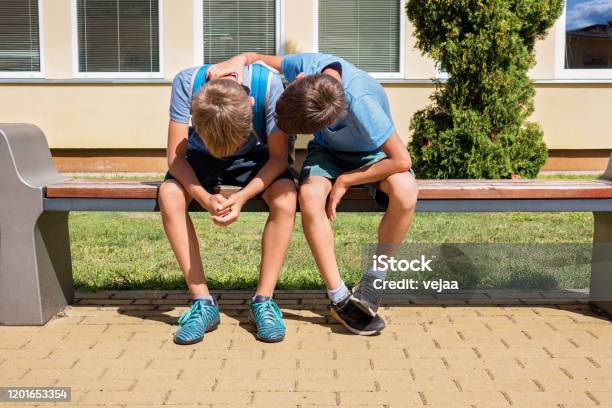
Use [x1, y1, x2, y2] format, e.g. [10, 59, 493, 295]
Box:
[328, 282, 350, 304]
[366, 266, 387, 281]
[194, 295, 215, 305]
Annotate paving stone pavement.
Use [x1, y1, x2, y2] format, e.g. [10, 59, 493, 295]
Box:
[0, 291, 611, 408]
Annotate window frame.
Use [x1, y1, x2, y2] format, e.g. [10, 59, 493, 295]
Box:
[313, 0, 406, 80]
[554, 4, 612, 80]
[193, 0, 285, 66]
[0, 0, 45, 79]
[71, 0, 164, 79]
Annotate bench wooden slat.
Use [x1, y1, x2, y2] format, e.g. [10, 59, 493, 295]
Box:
[44, 179, 612, 200]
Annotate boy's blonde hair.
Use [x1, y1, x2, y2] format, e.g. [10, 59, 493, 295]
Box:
[191, 78, 252, 158]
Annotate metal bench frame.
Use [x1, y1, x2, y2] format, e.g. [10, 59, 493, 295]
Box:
[1, 124, 611, 325]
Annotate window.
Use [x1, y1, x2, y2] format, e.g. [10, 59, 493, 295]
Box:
[0, 0, 42, 77]
[317, 0, 404, 78]
[75, 0, 161, 77]
[556, 0, 612, 79]
[198, 0, 279, 64]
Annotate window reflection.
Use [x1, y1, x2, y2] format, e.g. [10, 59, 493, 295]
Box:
[565, 0, 612, 69]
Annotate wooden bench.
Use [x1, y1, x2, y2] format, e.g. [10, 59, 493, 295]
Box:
[2, 124, 612, 325]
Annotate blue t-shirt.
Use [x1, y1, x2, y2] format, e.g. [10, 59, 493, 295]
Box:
[169, 64, 283, 155]
[281, 53, 395, 152]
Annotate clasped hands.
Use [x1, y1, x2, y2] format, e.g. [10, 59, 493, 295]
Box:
[200, 175, 349, 225]
[201, 193, 245, 227]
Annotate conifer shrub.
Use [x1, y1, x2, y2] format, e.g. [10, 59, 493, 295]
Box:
[405, 0, 564, 178]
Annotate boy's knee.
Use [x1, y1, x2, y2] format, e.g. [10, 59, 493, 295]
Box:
[387, 173, 418, 211]
[266, 181, 297, 216]
[298, 182, 328, 213]
[158, 181, 188, 213]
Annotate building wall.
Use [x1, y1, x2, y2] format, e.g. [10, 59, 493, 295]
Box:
[1, 0, 611, 171]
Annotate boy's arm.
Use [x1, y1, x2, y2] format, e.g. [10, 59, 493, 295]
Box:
[339, 132, 412, 186]
[326, 132, 412, 220]
[166, 120, 227, 215]
[213, 131, 290, 225]
[207, 53, 283, 81]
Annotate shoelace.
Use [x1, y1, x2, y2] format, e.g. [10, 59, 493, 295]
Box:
[178, 301, 203, 327]
[251, 301, 286, 329]
[178, 300, 217, 327]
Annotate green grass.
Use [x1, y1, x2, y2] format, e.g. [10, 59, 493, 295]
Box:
[538, 174, 602, 180]
[70, 172, 599, 292]
[71, 211, 593, 292]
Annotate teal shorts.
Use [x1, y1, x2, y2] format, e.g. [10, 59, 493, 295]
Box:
[299, 140, 414, 210]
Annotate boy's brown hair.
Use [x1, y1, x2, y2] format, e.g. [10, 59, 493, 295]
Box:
[275, 74, 347, 134]
[191, 79, 252, 158]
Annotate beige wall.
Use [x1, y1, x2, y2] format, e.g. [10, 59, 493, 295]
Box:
[3, 82, 610, 150]
[0, 0, 610, 150]
[533, 83, 612, 149]
[0, 84, 170, 148]
[163, 0, 195, 78]
[42, 0, 73, 79]
[284, 0, 315, 54]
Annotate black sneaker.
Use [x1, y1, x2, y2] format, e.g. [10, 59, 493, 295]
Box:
[330, 295, 386, 336]
[351, 273, 383, 317]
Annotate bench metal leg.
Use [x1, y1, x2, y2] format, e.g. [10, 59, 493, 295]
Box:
[590, 212, 612, 315]
[0, 124, 72, 325]
[590, 153, 612, 315]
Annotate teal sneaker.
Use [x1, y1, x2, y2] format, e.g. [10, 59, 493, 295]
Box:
[174, 299, 220, 345]
[249, 298, 286, 343]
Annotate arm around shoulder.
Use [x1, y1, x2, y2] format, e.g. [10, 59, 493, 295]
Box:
[208, 53, 283, 80]
[243, 53, 283, 72]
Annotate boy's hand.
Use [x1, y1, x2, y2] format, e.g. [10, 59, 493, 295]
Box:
[202, 194, 230, 217]
[326, 176, 349, 221]
[207, 54, 248, 82]
[210, 193, 246, 227]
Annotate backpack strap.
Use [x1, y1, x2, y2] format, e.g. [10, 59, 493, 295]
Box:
[249, 63, 271, 143]
[191, 64, 212, 96]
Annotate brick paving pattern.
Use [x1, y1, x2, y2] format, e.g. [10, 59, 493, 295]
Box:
[0, 291, 610, 407]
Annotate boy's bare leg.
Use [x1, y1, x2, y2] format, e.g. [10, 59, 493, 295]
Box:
[298, 176, 343, 290]
[158, 179, 209, 298]
[377, 171, 419, 251]
[256, 179, 298, 297]
[300, 176, 386, 335]
[351, 171, 418, 316]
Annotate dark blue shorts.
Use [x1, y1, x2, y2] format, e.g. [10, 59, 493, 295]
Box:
[165, 145, 293, 194]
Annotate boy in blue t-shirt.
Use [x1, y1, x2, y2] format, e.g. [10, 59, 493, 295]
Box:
[209, 53, 418, 336]
[160, 64, 296, 345]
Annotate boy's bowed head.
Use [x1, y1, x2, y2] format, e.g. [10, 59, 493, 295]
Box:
[275, 72, 347, 134]
[191, 78, 254, 158]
